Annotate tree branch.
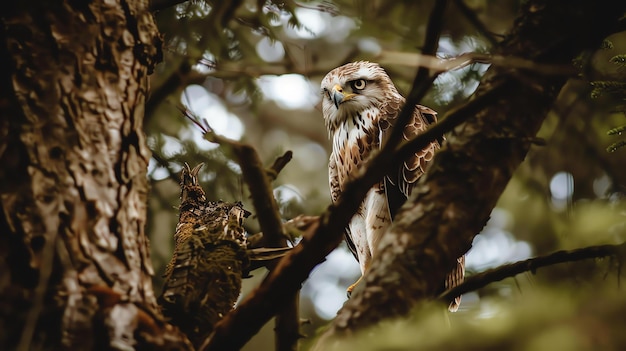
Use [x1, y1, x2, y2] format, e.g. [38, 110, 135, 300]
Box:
[377, 51, 578, 76]
[274, 290, 302, 351]
[439, 242, 626, 303]
[229, 143, 288, 243]
[266, 151, 293, 182]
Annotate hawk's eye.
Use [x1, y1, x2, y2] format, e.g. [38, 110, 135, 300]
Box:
[350, 79, 366, 91]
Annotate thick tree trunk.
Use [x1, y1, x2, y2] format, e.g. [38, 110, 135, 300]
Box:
[0, 1, 187, 350]
[320, 0, 626, 339]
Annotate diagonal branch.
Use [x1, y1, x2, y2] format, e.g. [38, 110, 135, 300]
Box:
[439, 242, 626, 303]
[228, 143, 288, 244]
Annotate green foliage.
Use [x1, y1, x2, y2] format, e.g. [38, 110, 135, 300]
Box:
[607, 140, 626, 153]
[607, 126, 626, 153]
[601, 39, 615, 49]
[609, 54, 626, 66]
[557, 200, 626, 249]
[591, 39, 626, 152]
[590, 80, 626, 99]
[318, 286, 626, 351]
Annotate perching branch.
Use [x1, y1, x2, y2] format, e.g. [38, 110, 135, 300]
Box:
[439, 242, 626, 303]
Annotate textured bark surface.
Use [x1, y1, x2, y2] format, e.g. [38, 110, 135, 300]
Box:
[321, 0, 626, 339]
[0, 1, 186, 350]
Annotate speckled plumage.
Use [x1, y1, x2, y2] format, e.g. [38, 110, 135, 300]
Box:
[321, 61, 463, 310]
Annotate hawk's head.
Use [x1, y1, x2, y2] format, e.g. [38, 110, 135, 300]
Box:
[320, 61, 401, 132]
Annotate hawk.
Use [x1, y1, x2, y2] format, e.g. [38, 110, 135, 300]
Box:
[321, 61, 464, 311]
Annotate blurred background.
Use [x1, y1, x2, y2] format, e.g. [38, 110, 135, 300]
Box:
[146, 1, 626, 349]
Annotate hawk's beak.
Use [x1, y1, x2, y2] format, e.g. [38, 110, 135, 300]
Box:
[332, 84, 356, 109]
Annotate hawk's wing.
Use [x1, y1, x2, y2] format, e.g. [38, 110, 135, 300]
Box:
[379, 104, 464, 311]
[329, 153, 359, 261]
[379, 103, 440, 219]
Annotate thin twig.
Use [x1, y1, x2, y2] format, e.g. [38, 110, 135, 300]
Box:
[439, 242, 626, 303]
[377, 51, 578, 76]
[267, 151, 293, 182]
[150, 151, 182, 184]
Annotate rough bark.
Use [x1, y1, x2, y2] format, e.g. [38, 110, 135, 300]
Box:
[321, 0, 626, 339]
[0, 1, 188, 350]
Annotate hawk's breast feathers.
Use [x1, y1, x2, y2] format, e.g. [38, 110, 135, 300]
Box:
[322, 61, 440, 214]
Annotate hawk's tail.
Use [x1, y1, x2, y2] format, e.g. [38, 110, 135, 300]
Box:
[445, 255, 465, 312]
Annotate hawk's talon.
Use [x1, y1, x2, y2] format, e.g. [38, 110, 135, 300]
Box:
[346, 275, 363, 298]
